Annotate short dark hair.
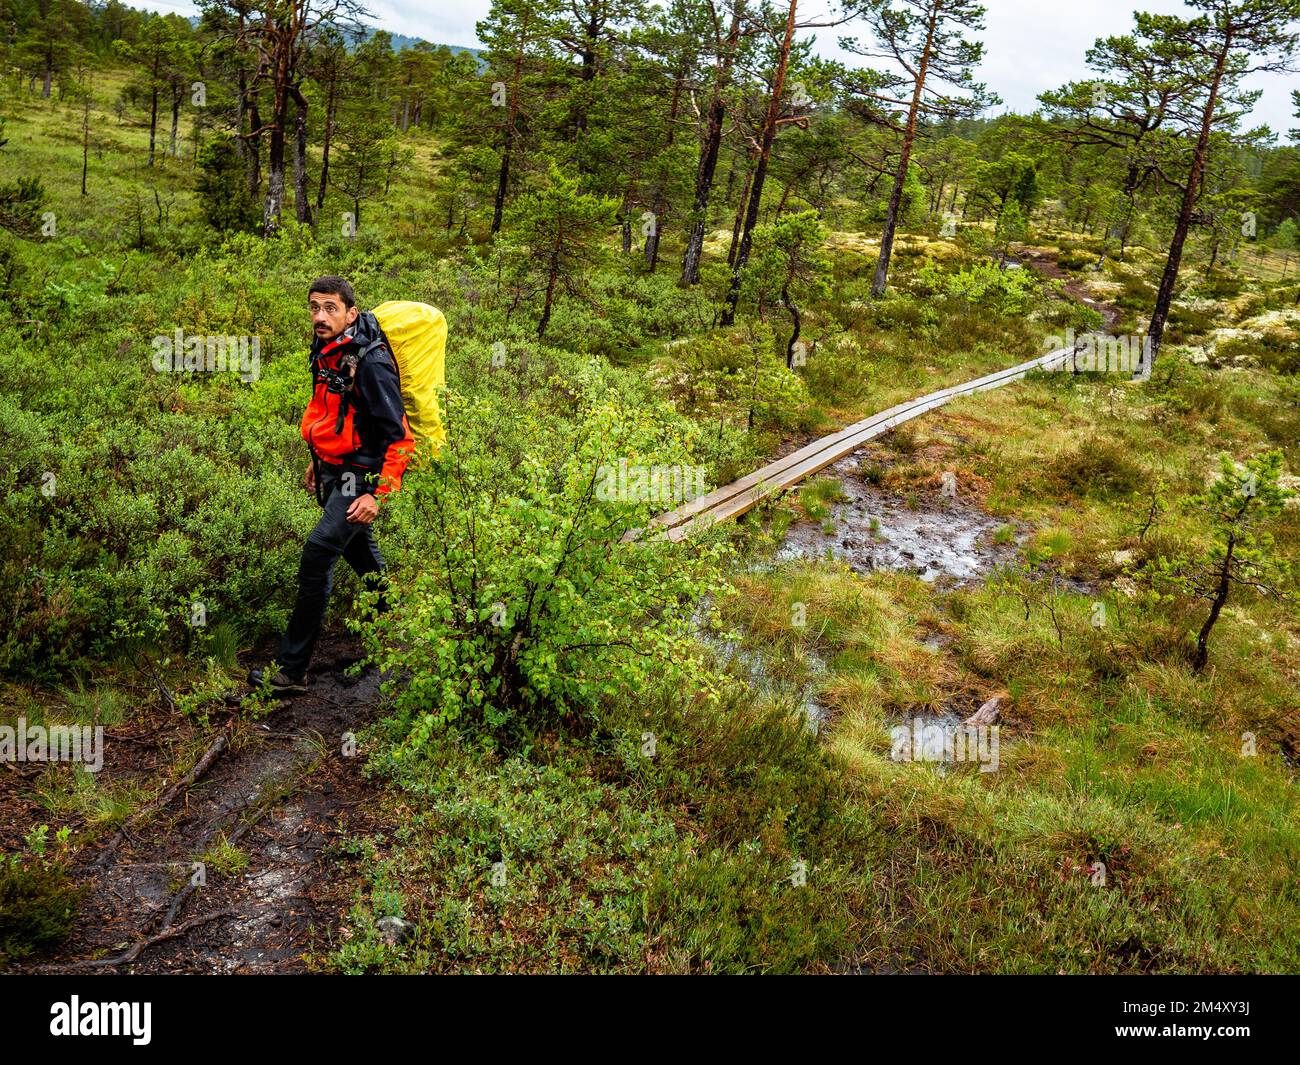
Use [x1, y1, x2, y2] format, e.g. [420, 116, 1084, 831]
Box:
[308, 275, 356, 309]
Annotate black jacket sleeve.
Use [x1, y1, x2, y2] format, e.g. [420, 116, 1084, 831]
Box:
[346, 348, 413, 496]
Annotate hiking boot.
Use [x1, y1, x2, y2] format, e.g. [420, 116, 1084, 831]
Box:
[246, 667, 308, 696]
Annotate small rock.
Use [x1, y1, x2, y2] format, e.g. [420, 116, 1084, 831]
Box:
[376, 916, 414, 946]
[965, 693, 1009, 727]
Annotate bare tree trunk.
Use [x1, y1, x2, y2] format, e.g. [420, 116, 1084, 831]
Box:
[682, 96, 727, 284]
[721, 0, 798, 327]
[727, 157, 755, 267]
[643, 203, 663, 269]
[246, 92, 263, 198]
[235, 11, 256, 194]
[644, 65, 685, 271]
[871, 9, 936, 297]
[681, 5, 743, 285]
[80, 93, 89, 196]
[262, 40, 292, 238]
[293, 89, 311, 225]
[782, 281, 801, 368]
[236, 67, 247, 165]
[492, 130, 512, 235]
[775, 178, 795, 219]
[538, 245, 560, 338]
[170, 89, 180, 158]
[1193, 535, 1234, 672]
[492, 21, 529, 235]
[264, 165, 284, 236]
[1147, 36, 1231, 372]
[316, 74, 337, 215]
[263, 88, 287, 237]
[148, 85, 158, 167]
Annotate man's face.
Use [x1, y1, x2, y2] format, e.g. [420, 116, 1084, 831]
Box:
[309, 291, 358, 342]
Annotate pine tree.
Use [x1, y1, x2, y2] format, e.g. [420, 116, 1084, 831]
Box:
[503, 166, 618, 337]
[844, 0, 997, 297]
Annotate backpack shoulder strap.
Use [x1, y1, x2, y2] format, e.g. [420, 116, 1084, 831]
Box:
[358, 326, 398, 381]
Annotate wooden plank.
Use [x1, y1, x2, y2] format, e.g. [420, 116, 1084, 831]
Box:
[649, 397, 916, 531]
[651, 346, 1070, 542]
[652, 346, 1067, 533]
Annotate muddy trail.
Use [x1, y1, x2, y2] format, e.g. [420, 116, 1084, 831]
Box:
[19, 634, 384, 975]
[1018, 247, 1123, 332]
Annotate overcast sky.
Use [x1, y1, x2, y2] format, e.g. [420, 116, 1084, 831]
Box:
[143, 0, 1298, 140]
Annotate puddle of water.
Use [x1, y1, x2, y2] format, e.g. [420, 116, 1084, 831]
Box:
[690, 600, 829, 733]
[694, 440, 1032, 743]
[774, 452, 1019, 584]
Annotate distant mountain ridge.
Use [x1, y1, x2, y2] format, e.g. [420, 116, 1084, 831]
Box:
[358, 26, 482, 56]
[179, 12, 481, 57]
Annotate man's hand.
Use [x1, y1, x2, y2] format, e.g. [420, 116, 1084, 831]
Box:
[346, 493, 379, 525]
[304, 460, 315, 494]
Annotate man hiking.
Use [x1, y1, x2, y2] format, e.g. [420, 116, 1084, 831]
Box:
[249, 276, 414, 695]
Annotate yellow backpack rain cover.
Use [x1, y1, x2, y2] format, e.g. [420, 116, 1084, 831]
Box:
[371, 300, 447, 455]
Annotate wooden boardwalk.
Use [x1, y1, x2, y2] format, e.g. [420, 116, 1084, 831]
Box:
[645, 345, 1073, 542]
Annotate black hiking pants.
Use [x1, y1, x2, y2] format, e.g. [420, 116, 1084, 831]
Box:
[277, 460, 388, 678]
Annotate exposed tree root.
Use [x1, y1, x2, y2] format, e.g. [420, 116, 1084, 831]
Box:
[94, 730, 232, 870]
[35, 910, 237, 972]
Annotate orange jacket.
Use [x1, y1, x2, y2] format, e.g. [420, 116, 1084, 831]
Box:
[300, 314, 414, 499]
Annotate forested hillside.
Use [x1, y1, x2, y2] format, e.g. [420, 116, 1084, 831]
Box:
[1, 0, 1298, 977]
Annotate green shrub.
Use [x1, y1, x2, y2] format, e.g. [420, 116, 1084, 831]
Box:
[339, 650, 862, 974]
[0, 847, 83, 966]
[1056, 248, 1094, 271]
[1254, 325, 1300, 375]
[1166, 304, 1219, 342]
[1197, 268, 1244, 299]
[654, 326, 814, 432]
[368, 362, 731, 745]
[196, 135, 262, 234]
[800, 335, 872, 402]
[1049, 435, 1146, 499]
[914, 259, 1042, 316]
